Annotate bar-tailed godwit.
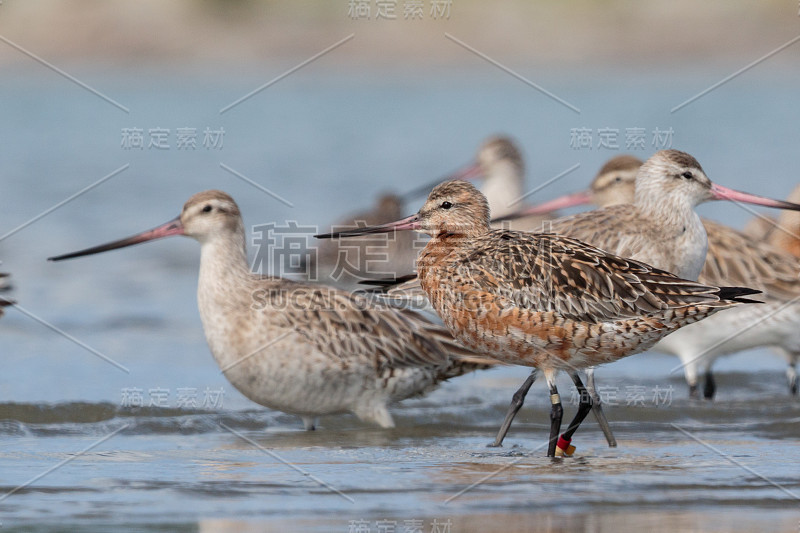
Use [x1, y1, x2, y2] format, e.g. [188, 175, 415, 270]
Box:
[317, 180, 761, 456]
[49, 190, 497, 430]
[517, 154, 800, 398]
[538, 150, 800, 280]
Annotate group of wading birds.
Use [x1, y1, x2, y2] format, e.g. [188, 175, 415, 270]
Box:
[6, 137, 800, 458]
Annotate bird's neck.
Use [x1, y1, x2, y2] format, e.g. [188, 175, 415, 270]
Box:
[482, 165, 523, 218]
[634, 185, 700, 232]
[197, 226, 254, 312]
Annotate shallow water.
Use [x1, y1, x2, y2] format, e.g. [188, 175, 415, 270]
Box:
[1, 67, 800, 530]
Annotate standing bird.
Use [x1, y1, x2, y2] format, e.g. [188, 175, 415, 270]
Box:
[401, 139, 617, 446]
[536, 150, 800, 281]
[317, 180, 761, 456]
[49, 190, 497, 430]
[515, 154, 800, 398]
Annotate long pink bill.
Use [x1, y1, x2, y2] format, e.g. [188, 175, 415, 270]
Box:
[491, 189, 593, 224]
[48, 216, 184, 261]
[710, 184, 800, 211]
[315, 213, 421, 239]
[401, 162, 483, 202]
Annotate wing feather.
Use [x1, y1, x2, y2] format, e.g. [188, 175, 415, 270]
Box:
[699, 219, 800, 301]
[442, 230, 736, 324]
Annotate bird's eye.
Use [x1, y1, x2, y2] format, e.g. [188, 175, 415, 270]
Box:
[202, 205, 213, 213]
[614, 176, 622, 182]
[440, 201, 453, 209]
[681, 171, 693, 180]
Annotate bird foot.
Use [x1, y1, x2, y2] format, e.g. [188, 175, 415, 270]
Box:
[554, 435, 576, 457]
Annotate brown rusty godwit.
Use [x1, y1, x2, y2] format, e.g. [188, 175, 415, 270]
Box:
[389, 139, 618, 447]
[49, 190, 496, 430]
[518, 154, 800, 398]
[317, 180, 761, 457]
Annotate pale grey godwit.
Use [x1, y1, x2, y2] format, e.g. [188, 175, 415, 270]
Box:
[49, 190, 497, 430]
[517, 154, 800, 398]
[317, 180, 761, 456]
[524, 150, 800, 281]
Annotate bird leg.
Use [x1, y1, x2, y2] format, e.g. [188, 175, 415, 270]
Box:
[488, 369, 538, 447]
[703, 371, 716, 400]
[302, 416, 318, 431]
[584, 368, 617, 447]
[787, 360, 798, 396]
[688, 383, 700, 400]
[554, 373, 594, 457]
[547, 380, 563, 457]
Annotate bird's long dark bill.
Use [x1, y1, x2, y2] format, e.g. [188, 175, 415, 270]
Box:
[710, 184, 800, 211]
[492, 190, 593, 223]
[48, 216, 184, 261]
[401, 162, 483, 201]
[315, 214, 421, 239]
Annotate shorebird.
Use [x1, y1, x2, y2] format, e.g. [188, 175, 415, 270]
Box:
[515, 154, 800, 398]
[387, 141, 620, 447]
[529, 150, 800, 281]
[311, 192, 418, 288]
[49, 190, 497, 430]
[317, 180, 761, 457]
